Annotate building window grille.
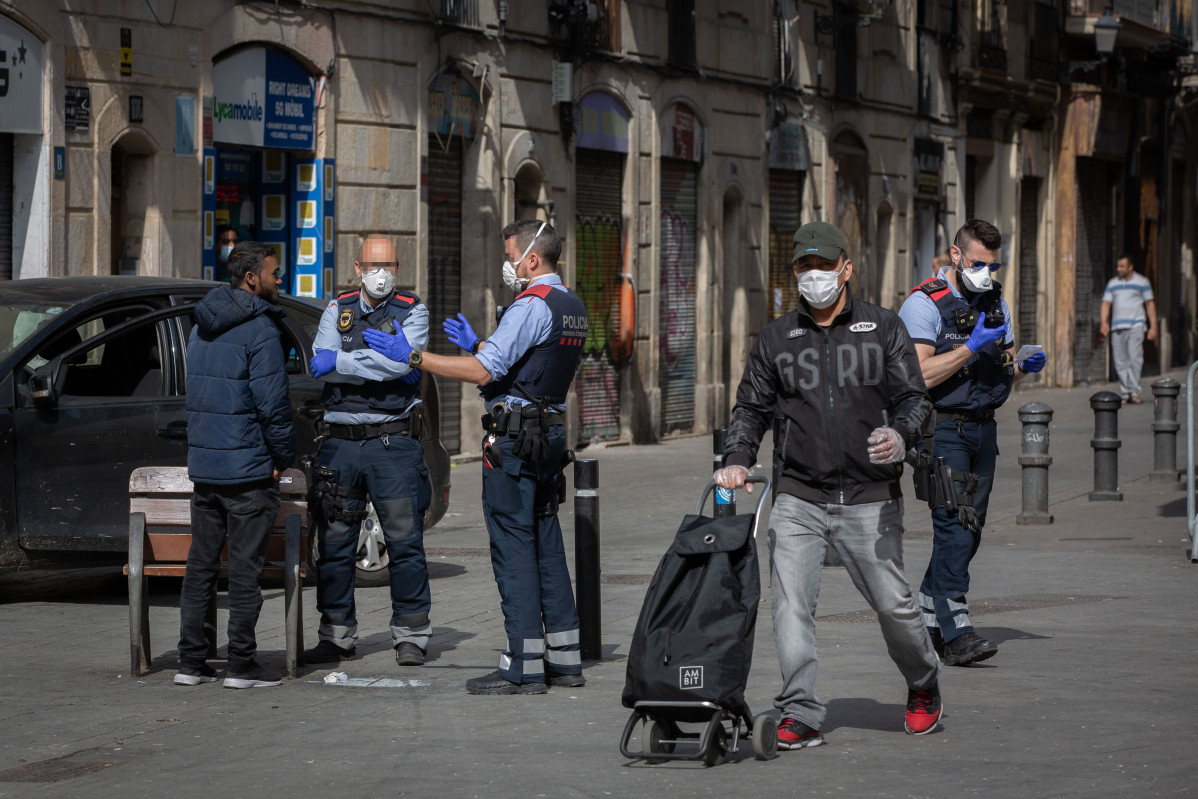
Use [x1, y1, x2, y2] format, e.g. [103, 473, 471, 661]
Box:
[668, 0, 696, 69]
[440, 0, 479, 26]
[773, 1, 796, 86]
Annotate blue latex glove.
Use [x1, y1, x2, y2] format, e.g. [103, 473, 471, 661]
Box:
[310, 349, 337, 378]
[965, 312, 1009, 354]
[1020, 351, 1047, 373]
[363, 326, 413, 364]
[443, 313, 479, 353]
[400, 368, 422, 386]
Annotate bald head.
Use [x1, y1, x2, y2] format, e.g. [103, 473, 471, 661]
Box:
[357, 234, 397, 268]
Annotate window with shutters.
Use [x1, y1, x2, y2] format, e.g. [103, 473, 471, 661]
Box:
[439, 0, 478, 26]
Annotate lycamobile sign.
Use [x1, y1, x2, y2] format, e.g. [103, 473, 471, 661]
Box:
[212, 47, 314, 150]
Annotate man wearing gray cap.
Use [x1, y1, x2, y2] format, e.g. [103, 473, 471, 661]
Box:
[713, 221, 944, 747]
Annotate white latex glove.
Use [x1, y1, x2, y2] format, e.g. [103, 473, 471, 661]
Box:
[866, 426, 905, 464]
[713, 465, 753, 493]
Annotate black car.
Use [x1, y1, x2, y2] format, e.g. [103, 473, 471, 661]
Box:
[0, 277, 450, 586]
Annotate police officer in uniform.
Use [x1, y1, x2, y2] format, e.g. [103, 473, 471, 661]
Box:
[898, 219, 1048, 666]
[361, 219, 588, 695]
[304, 235, 433, 668]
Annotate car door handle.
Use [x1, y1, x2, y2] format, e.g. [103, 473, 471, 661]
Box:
[157, 422, 188, 442]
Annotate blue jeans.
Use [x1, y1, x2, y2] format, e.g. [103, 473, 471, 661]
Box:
[768, 493, 940, 730]
[481, 427, 581, 684]
[918, 419, 998, 643]
[179, 481, 280, 672]
[314, 433, 432, 650]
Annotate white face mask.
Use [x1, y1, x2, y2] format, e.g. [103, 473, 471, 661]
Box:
[219, 244, 234, 261]
[797, 261, 847, 309]
[502, 222, 548, 293]
[362, 267, 395, 299]
[958, 264, 993, 293]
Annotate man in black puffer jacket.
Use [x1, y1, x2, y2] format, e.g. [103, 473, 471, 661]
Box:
[714, 222, 943, 748]
[176, 241, 295, 690]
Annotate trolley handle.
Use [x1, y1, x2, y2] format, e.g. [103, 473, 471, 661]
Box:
[695, 476, 771, 534]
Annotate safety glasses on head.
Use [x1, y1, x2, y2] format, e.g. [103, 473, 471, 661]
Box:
[508, 221, 547, 269]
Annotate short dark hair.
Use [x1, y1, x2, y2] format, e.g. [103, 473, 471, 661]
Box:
[1116, 253, 1134, 265]
[226, 241, 276, 287]
[502, 219, 561, 269]
[956, 219, 1002, 253]
[216, 224, 238, 241]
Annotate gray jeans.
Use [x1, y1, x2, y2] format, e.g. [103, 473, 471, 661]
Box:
[768, 493, 940, 729]
[1111, 325, 1145, 398]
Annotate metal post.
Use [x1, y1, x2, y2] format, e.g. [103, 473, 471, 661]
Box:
[1016, 402, 1054, 524]
[1089, 391, 1123, 501]
[573, 459, 602, 661]
[1150, 377, 1181, 482]
[713, 428, 735, 517]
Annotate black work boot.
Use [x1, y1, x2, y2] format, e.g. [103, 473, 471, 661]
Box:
[304, 640, 356, 664]
[394, 641, 426, 666]
[466, 670, 548, 695]
[942, 631, 998, 666]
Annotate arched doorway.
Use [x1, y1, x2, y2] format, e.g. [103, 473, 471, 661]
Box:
[110, 132, 157, 276]
[832, 130, 870, 301]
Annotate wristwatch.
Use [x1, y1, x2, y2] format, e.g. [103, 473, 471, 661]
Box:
[470, 339, 483, 354]
[407, 349, 423, 367]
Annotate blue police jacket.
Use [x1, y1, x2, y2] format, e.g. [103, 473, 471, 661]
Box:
[321, 289, 422, 415]
[480, 283, 588, 405]
[912, 277, 1012, 412]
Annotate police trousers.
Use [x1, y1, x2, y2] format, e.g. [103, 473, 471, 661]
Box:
[314, 433, 432, 651]
[481, 427, 581, 684]
[918, 418, 998, 643]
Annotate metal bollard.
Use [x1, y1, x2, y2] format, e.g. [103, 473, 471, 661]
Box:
[1150, 377, 1182, 482]
[1089, 391, 1123, 501]
[712, 428, 735, 517]
[1016, 402, 1054, 524]
[573, 459, 602, 661]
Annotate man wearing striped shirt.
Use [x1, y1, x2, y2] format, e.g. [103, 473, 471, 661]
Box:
[1100, 254, 1157, 404]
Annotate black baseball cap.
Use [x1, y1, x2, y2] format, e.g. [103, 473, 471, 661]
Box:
[793, 221, 848, 263]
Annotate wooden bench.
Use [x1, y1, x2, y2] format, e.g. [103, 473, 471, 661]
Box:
[125, 466, 308, 678]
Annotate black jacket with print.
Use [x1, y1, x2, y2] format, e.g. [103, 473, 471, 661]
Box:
[724, 289, 932, 505]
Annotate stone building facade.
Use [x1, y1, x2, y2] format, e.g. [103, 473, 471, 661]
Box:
[1, 0, 1194, 452]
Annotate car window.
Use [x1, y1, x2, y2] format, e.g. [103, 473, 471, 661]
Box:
[0, 302, 67, 361]
[280, 299, 324, 342]
[279, 324, 307, 376]
[17, 307, 153, 396]
[57, 321, 168, 400]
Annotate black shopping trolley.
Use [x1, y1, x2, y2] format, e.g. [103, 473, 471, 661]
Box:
[618, 476, 777, 766]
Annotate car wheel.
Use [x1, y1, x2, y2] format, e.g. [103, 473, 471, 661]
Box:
[354, 501, 391, 588]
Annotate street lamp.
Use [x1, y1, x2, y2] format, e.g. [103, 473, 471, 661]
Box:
[1093, 4, 1121, 55]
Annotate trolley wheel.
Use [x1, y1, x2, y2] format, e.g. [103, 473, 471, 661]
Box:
[645, 718, 675, 764]
[703, 724, 728, 767]
[752, 714, 779, 760]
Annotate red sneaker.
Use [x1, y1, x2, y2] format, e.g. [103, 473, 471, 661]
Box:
[777, 717, 825, 749]
[905, 684, 943, 735]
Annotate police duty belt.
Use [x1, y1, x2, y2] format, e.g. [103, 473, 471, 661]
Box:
[907, 449, 982, 534]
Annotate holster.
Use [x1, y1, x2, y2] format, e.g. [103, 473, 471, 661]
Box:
[309, 465, 368, 525]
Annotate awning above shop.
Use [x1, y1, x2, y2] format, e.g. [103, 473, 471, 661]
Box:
[212, 47, 316, 150]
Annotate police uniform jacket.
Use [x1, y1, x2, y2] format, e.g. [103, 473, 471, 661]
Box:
[724, 288, 932, 505]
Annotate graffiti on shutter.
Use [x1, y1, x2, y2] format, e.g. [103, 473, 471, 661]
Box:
[660, 158, 697, 433]
[427, 137, 463, 454]
[769, 170, 803, 319]
[574, 149, 624, 443]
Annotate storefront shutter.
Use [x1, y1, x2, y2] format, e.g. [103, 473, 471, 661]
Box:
[1074, 159, 1110, 385]
[427, 137, 463, 454]
[1018, 176, 1040, 351]
[659, 158, 697, 434]
[574, 149, 624, 443]
[0, 134, 12, 281]
[769, 170, 803, 320]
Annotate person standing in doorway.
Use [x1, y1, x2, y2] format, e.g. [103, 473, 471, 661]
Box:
[1100, 254, 1157, 404]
